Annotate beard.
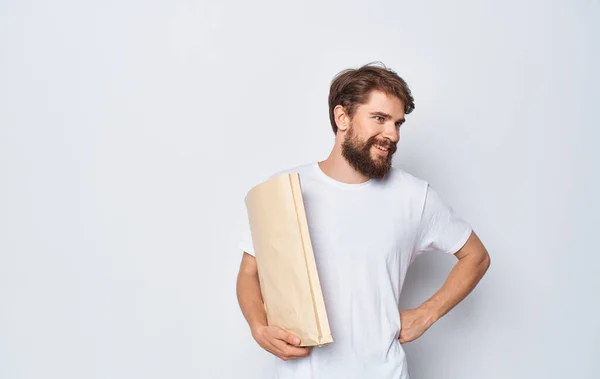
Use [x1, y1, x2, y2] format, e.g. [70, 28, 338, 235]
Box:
[341, 123, 397, 180]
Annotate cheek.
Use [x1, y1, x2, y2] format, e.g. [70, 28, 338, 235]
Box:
[354, 120, 379, 139]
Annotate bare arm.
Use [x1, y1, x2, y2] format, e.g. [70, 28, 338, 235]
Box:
[236, 252, 312, 360]
[399, 231, 491, 343]
[236, 252, 268, 331]
[422, 231, 491, 321]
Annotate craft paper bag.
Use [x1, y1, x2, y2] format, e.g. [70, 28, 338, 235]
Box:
[244, 173, 333, 347]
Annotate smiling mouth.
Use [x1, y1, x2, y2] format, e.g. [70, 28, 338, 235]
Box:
[373, 144, 391, 154]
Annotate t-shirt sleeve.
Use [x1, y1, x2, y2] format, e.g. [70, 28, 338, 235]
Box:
[238, 202, 255, 257]
[413, 184, 472, 259]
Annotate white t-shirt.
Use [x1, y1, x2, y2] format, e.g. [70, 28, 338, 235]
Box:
[239, 161, 472, 379]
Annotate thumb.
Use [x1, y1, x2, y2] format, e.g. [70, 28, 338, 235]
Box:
[287, 334, 301, 346]
[275, 328, 301, 345]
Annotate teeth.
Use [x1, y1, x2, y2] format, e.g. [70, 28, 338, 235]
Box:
[375, 145, 389, 151]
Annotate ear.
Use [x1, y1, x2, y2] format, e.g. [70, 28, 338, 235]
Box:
[333, 104, 349, 132]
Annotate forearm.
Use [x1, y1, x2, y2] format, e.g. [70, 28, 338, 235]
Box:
[419, 253, 490, 326]
[236, 271, 267, 332]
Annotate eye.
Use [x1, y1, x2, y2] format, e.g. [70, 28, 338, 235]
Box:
[374, 116, 384, 122]
[395, 122, 403, 128]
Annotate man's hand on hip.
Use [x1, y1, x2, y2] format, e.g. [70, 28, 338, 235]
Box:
[398, 308, 436, 344]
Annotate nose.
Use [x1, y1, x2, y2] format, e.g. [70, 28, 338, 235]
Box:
[382, 122, 400, 144]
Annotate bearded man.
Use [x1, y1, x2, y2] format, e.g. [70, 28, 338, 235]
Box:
[236, 62, 491, 379]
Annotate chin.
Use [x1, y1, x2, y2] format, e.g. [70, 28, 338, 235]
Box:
[371, 153, 388, 163]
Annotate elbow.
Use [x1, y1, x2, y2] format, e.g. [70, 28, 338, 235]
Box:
[480, 250, 491, 272]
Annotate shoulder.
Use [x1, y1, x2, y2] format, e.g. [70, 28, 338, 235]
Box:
[244, 162, 314, 194]
[267, 161, 315, 178]
[374, 166, 432, 224]
[381, 165, 429, 195]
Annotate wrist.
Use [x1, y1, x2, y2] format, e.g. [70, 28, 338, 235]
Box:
[418, 303, 441, 327]
[250, 321, 267, 336]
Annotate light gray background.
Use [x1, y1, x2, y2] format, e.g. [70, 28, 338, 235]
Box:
[1, 0, 598, 378]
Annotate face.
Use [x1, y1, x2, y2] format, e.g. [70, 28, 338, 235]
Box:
[340, 90, 406, 179]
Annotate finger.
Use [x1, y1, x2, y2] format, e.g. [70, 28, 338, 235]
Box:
[399, 336, 413, 344]
[261, 336, 283, 357]
[286, 345, 312, 358]
[288, 335, 302, 346]
[272, 338, 311, 358]
[270, 338, 293, 360]
[272, 328, 302, 346]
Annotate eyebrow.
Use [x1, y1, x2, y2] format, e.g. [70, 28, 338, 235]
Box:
[369, 111, 405, 124]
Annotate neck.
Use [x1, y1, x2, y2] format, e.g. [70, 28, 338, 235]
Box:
[318, 143, 371, 185]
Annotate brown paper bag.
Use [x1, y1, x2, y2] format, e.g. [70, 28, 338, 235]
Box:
[244, 172, 333, 347]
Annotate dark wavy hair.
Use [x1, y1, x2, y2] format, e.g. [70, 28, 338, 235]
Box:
[328, 62, 415, 134]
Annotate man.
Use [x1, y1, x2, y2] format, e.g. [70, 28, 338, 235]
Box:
[236, 62, 491, 379]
